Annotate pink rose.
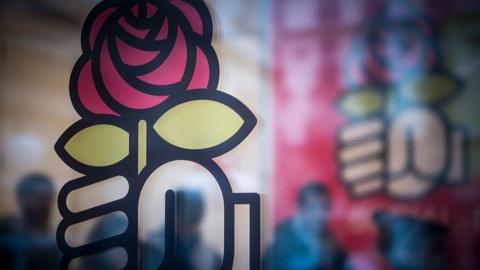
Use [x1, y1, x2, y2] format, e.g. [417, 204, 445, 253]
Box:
[73, 0, 218, 116]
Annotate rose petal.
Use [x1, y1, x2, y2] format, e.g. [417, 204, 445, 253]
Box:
[137, 27, 187, 86]
[147, 3, 158, 18]
[77, 60, 118, 115]
[170, 0, 203, 36]
[187, 47, 210, 90]
[100, 40, 168, 109]
[118, 17, 149, 39]
[89, 8, 116, 50]
[116, 37, 160, 66]
[155, 18, 169, 40]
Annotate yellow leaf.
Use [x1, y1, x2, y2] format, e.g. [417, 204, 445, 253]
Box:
[400, 74, 456, 103]
[65, 124, 129, 167]
[340, 88, 384, 117]
[154, 100, 244, 149]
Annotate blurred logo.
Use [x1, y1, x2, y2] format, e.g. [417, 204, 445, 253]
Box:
[337, 1, 468, 199]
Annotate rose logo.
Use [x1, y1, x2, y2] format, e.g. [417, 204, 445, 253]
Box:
[55, 0, 260, 269]
[72, 0, 219, 116]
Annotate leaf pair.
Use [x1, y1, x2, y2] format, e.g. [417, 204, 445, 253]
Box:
[56, 91, 256, 173]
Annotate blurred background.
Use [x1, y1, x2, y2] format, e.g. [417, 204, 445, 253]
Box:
[0, 0, 479, 269]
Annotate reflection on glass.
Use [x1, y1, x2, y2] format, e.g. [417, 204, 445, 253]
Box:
[142, 189, 222, 270]
[76, 212, 128, 270]
[265, 183, 349, 270]
[374, 211, 447, 270]
[338, 0, 466, 198]
[139, 161, 225, 270]
[0, 173, 60, 269]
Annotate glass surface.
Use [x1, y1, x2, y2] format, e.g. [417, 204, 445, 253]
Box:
[1, 0, 479, 269]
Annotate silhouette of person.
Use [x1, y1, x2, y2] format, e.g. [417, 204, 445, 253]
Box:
[265, 182, 349, 270]
[373, 210, 448, 270]
[142, 189, 222, 270]
[77, 213, 128, 270]
[0, 173, 60, 270]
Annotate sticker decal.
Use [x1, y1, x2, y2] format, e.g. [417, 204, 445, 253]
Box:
[55, 0, 260, 269]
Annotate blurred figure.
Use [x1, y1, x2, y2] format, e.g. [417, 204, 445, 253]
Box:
[142, 189, 222, 270]
[265, 182, 349, 270]
[78, 213, 128, 270]
[373, 211, 448, 270]
[0, 173, 60, 270]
